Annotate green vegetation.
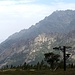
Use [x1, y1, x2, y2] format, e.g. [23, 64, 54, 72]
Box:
[44, 52, 60, 70]
[1, 52, 75, 75]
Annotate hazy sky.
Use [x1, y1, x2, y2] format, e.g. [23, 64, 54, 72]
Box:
[0, 0, 75, 43]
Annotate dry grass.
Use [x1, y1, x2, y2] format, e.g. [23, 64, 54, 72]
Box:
[0, 68, 75, 75]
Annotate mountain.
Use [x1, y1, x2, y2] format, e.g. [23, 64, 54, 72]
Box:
[0, 10, 75, 67]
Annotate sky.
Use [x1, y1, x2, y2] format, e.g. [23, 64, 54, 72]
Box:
[0, 0, 75, 43]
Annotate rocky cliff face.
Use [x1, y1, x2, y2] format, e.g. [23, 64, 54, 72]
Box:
[0, 33, 58, 67]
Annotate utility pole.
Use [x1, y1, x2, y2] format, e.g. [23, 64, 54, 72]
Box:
[63, 46, 66, 71]
[53, 46, 71, 71]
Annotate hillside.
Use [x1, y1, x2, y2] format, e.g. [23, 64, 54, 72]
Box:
[0, 10, 75, 67]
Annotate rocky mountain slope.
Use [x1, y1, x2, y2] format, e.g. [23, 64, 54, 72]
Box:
[0, 10, 75, 67]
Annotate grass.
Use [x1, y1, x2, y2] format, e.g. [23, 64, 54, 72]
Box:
[0, 68, 75, 75]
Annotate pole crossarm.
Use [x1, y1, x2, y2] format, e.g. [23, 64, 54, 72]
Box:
[53, 46, 62, 50]
[64, 46, 72, 49]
